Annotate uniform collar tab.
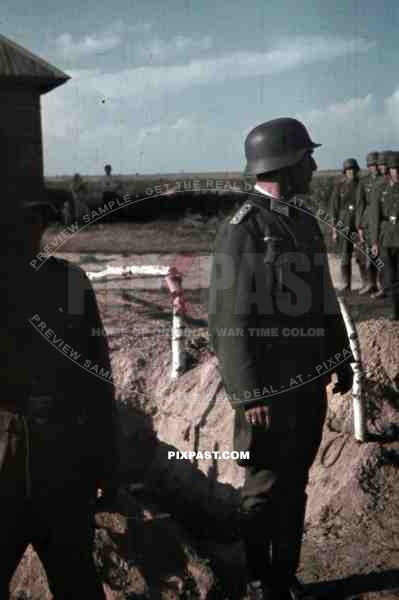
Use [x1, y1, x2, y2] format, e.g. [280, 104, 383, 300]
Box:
[269, 198, 290, 217]
[254, 183, 291, 216]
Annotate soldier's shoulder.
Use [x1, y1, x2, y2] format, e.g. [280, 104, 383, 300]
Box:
[45, 256, 89, 279]
[360, 173, 374, 183]
[373, 174, 388, 185]
[332, 177, 345, 190]
[228, 200, 257, 225]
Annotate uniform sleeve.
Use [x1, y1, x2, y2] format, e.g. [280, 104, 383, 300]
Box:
[208, 219, 275, 410]
[312, 227, 352, 374]
[368, 186, 382, 245]
[84, 278, 119, 490]
[355, 182, 366, 230]
[330, 183, 339, 221]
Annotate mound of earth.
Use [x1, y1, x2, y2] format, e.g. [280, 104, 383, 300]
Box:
[10, 283, 399, 598]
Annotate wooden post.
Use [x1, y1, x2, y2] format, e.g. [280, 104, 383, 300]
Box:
[87, 264, 188, 380]
[162, 268, 188, 380]
[337, 296, 367, 442]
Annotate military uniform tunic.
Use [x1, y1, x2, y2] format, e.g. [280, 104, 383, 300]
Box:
[356, 173, 383, 288]
[356, 173, 384, 238]
[369, 180, 399, 317]
[208, 189, 350, 582]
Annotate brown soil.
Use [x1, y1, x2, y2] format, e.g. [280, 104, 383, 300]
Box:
[9, 229, 399, 599]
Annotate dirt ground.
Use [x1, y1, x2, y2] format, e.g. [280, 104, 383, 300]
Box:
[10, 221, 399, 599]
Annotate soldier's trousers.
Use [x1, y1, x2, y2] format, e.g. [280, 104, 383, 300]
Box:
[0, 411, 106, 599]
[341, 246, 368, 289]
[354, 243, 372, 287]
[239, 387, 327, 583]
[380, 246, 399, 318]
[361, 233, 383, 289]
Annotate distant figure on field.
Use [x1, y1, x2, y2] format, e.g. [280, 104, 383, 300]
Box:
[70, 173, 90, 223]
[102, 164, 124, 219]
[61, 198, 73, 226]
[103, 164, 123, 196]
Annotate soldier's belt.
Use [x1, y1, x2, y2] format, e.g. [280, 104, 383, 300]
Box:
[348, 204, 355, 212]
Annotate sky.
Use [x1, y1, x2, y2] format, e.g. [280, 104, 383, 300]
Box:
[2, 0, 399, 175]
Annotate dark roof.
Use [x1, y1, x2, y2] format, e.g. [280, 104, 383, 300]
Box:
[0, 33, 70, 93]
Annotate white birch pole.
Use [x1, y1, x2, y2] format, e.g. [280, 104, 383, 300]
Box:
[87, 264, 169, 279]
[171, 308, 186, 380]
[162, 268, 188, 380]
[86, 264, 187, 381]
[337, 296, 366, 442]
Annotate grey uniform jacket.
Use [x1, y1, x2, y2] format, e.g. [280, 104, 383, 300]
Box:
[355, 173, 382, 234]
[208, 192, 350, 457]
[369, 181, 399, 248]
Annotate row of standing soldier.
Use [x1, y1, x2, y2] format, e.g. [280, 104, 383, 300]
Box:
[330, 150, 399, 320]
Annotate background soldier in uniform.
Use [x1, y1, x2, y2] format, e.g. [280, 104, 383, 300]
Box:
[0, 199, 119, 598]
[330, 158, 366, 292]
[356, 151, 382, 295]
[208, 118, 352, 599]
[370, 151, 392, 299]
[102, 164, 125, 221]
[369, 151, 399, 320]
[70, 173, 90, 223]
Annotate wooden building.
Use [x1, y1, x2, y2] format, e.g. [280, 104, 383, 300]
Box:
[0, 33, 69, 204]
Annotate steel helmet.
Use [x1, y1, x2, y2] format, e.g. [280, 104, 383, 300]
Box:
[366, 151, 379, 166]
[342, 158, 360, 173]
[387, 151, 399, 169]
[244, 117, 321, 175]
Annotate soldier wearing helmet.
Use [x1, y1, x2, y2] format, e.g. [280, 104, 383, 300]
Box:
[377, 151, 392, 180]
[330, 157, 365, 292]
[367, 151, 393, 298]
[209, 118, 352, 599]
[356, 152, 383, 295]
[369, 151, 399, 319]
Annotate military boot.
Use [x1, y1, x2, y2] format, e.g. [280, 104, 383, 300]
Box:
[358, 283, 378, 295]
[388, 298, 399, 320]
[340, 262, 351, 292]
[277, 576, 317, 600]
[371, 289, 386, 299]
[372, 270, 386, 298]
[358, 267, 378, 294]
[268, 491, 310, 597]
[245, 580, 275, 600]
[357, 259, 369, 293]
[240, 509, 273, 595]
